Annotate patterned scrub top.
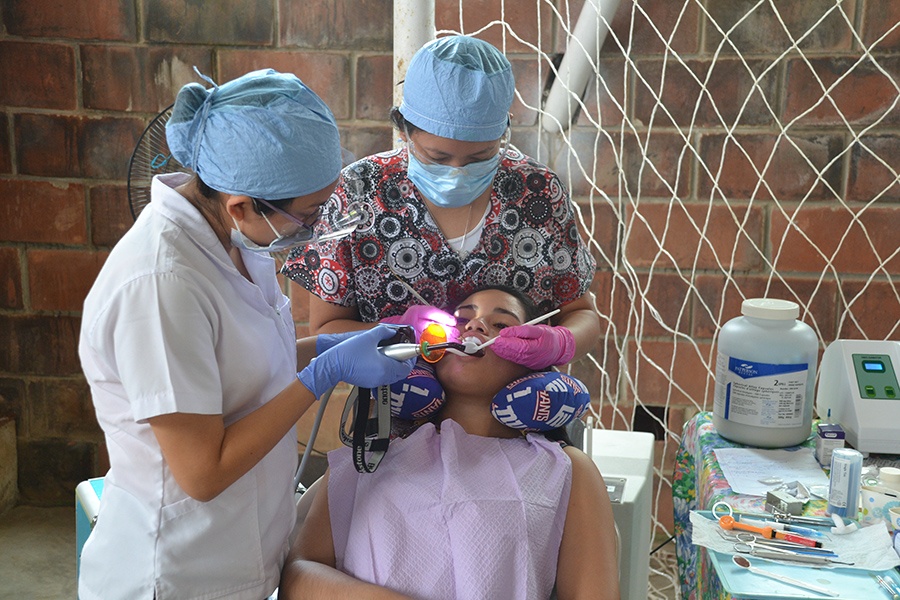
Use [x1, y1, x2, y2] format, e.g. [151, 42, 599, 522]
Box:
[282, 146, 596, 320]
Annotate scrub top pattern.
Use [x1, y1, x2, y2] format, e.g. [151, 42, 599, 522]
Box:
[282, 146, 596, 319]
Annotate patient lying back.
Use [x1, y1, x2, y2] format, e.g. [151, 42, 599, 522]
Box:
[280, 286, 620, 600]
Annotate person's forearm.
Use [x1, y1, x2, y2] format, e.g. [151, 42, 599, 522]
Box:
[280, 560, 413, 600]
[150, 378, 318, 501]
[559, 307, 601, 360]
[313, 319, 375, 335]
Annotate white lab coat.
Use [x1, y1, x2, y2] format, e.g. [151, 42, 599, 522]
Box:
[78, 173, 298, 600]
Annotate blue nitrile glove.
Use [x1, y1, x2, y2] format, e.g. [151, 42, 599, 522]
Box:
[298, 325, 416, 399]
[314, 330, 367, 354]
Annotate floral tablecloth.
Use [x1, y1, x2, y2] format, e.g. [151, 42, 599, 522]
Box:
[673, 412, 827, 600]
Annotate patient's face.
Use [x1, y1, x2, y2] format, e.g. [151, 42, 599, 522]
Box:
[435, 289, 532, 397]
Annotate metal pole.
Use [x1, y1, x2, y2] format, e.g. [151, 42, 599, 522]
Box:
[542, 0, 621, 133]
[393, 0, 435, 149]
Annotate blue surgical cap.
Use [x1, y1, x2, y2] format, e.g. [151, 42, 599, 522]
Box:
[399, 36, 515, 142]
[166, 69, 341, 199]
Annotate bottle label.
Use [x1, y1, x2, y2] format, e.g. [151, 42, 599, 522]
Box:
[714, 354, 809, 428]
[829, 457, 852, 508]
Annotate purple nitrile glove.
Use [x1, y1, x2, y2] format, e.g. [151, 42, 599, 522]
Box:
[490, 324, 576, 370]
[298, 325, 416, 399]
[380, 305, 460, 343]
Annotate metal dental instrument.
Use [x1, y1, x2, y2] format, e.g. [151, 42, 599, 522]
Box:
[473, 308, 562, 351]
[731, 556, 839, 597]
[378, 340, 485, 361]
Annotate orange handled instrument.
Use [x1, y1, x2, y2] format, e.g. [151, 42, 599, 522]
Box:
[718, 515, 822, 548]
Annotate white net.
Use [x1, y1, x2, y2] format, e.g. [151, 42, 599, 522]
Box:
[442, 1, 899, 597]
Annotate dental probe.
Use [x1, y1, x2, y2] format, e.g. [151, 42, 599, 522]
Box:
[473, 309, 562, 351]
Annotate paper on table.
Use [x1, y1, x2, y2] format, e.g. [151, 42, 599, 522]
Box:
[690, 510, 900, 572]
[713, 447, 831, 497]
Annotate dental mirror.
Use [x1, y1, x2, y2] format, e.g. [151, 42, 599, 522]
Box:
[731, 555, 837, 597]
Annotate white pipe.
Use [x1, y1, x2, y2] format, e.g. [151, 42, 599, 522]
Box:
[393, 0, 435, 149]
[542, 0, 621, 133]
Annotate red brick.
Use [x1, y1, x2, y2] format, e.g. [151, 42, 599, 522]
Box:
[17, 439, 94, 506]
[27, 379, 98, 438]
[339, 126, 393, 164]
[3, 0, 136, 41]
[82, 45, 212, 112]
[704, 1, 855, 55]
[0, 379, 25, 429]
[692, 274, 839, 341]
[591, 403, 637, 431]
[507, 57, 542, 129]
[549, 0, 632, 55]
[627, 0, 700, 55]
[436, 1, 552, 54]
[0, 113, 10, 173]
[0, 248, 23, 309]
[697, 133, 843, 201]
[90, 185, 134, 247]
[553, 129, 620, 198]
[356, 54, 393, 121]
[0, 315, 82, 376]
[784, 57, 900, 126]
[280, 0, 391, 50]
[837, 279, 900, 340]
[624, 201, 765, 270]
[574, 198, 617, 271]
[770, 204, 900, 274]
[621, 131, 692, 199]
[145, 0, 273, 45]
[626, 339, 716, 408]
[219, 50, 351, 120]
[15, 114, 146, 180]
[862, 2, 900, 51]
[614, 272, 694, 338]
[0, 41, 76, 110]
[0, 179, 87, 244]
[634, 58, 777, 129]
[28, 249, 108, 312]
[847, 134, 900, 202]
[654, 475, 675, 532]
[577, 57, 628, 130]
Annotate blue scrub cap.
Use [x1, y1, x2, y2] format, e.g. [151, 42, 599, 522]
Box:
[399, 36, 514, 142]
[166, 68, 341, 199]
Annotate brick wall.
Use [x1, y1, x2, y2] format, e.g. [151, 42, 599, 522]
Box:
[1, 0, 898, 510]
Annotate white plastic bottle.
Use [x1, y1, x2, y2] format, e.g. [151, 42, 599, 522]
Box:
[712, 298, 818, 447]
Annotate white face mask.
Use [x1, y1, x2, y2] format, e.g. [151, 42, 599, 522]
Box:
[230, 214, 314, 253]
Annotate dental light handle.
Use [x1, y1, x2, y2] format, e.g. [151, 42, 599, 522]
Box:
[378, 343, 424, 361]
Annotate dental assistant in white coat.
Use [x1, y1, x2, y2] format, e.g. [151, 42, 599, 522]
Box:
[77, 69, 414, 600]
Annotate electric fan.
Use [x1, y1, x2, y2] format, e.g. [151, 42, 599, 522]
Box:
[126, 104, 187, 220]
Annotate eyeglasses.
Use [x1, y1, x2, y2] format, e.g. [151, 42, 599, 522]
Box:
[252, 197, 321, 238]
[253, 197, 365, 244]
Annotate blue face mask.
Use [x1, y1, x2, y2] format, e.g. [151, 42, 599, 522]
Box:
[407, 150, 501, 208]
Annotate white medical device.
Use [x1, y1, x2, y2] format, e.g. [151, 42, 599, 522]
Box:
[815, 339, 900, 455]
[587, 429, 654, 600]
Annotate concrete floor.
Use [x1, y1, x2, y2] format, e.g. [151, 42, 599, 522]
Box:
[0, 504, 680, 600]
[0, 506, 75, 600]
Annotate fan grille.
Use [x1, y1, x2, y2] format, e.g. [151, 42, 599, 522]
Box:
[126, 105, 187, 220]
